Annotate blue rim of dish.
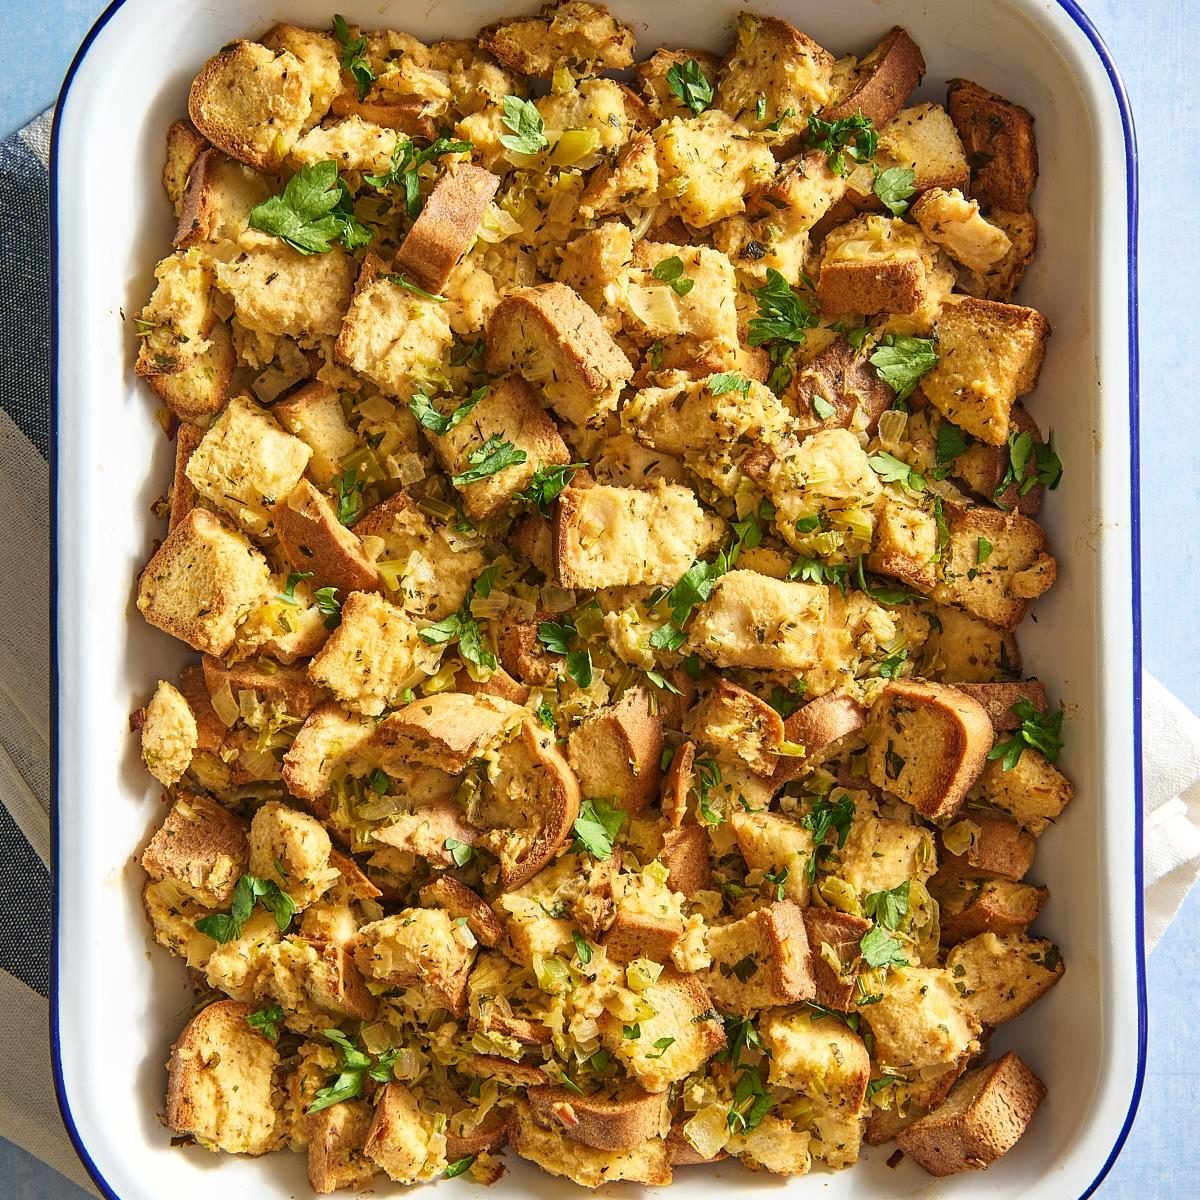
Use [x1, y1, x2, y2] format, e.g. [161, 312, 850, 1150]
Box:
[46, 3, 1145, 1198]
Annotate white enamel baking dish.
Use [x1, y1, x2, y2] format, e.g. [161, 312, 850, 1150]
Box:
[51, 0, 1144, 1196]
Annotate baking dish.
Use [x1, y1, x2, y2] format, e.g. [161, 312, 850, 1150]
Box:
[50, 0, 1143, 1196]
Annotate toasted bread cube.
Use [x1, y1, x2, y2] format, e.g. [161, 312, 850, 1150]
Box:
[306, 1099, 376, 1194]
[185, 396, 311, 536]
[936, 878, 1048, 945]
[728, 1113, 816, 1174]
[140, 680, 198, 786]
[555, 482, 722, 589]
[149, 320, 235, 424]
[685, 678, 786, 778]
[178, 663, 226, 754]
[272, 381, 360, 487]
[485, 281, 633, 429]
[730, 809, 814, 905]
[864, 1058, 968, 1146]
[634, 48, 722, 120]
[579, 132, 660, 219]
[202, 655, 326, 720]
[354, 908, 476, 1014]
[336, 253, 454, 398]
[214, 233, 356, 339]
[862, 966, 980, 1073]
[163, 119, 208, 215]
[946, 933, 1064, 1026]
[187, 41, 311, 171]
[957, 208, 1037, 302]
[973, 749, 1073, 836]
[949, 404, 1047, 516]
[938, 815, 1036, 881]
[419, 876, 502, 947]
[867, 493, 939, 592]
[430, 375, 571, 521]
[307, 592, 439, 716]
[934, 505, 1057, 630]
[871, 103, 969, 195]
[510, 1101, 671, 1187]
[700, 902, 814, 1014]
[568, 685, 663, 814]
[537, 76, 651, 151]
[896, 1052, 1045, 1176]
[817, 214, 945, 316]
[777, 692, 867, 783]
[659, 823, 712, 895]
[334, 91, 435, 138]
[372, 691, 523, 774]
[394, 163, 500, 294]
[134, 249, 214, 377]
[822, 26, 924, 129]
[248, 801, 336, 909]
[142, 792, 248, 908]
[289, 116, 400, 175]
[922, 297, 1049, 445]
[716, 12, 834, 148]
[911, 187, 1012, 272]
[922, 603, 1021, 683]
[281, 701, 374, 801]
[173, 148, 272, 250]
[803, 907, 873, 1010]
[260, 24, 342, 128]
[167, 999, 281, 1154]
[137, 508, 271, 655]
[254, 937, 379, 1028]
[369, 796, 480, 868]
[835, 809, 937, 896]
[763, 1009, 870, 1111]
[947, 80, 1038, 212]
[655, 110, 777, 228]
[599, 968, 725, 1092]
[143, 879, 217, 967]
[482, 0, 634, 76]
[747, 149, 848, 237]
[604, 871, 688, 964]
[275, 478, 380, 595]
[362, 1082, 447, 1184]
[866, 679, 993, 821]
[528, 1085, 669, 1152]
[786, 337, 893, 435]
[555, 221, 634, 316]
[232, 575, 333, 665]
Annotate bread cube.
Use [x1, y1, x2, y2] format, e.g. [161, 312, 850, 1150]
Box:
[149, 319, 235, 424]
[922, 297, 1049, 445]
[484, 281, 633, 429]
[537, 77, 646, 155]
[173, 148, 271, 250]
[419, 876, 502, 948]
[936, 878, 1048, 945]
[896, 1052, 1045, 1176]
[871, 103, 969, 195]
[527, 1085, 669, 1152]
[937, 815, 1036, 882]
[185, 396, 311, 536]
[187, 41, 311, 171]
[247, 801, 337, 910]
[950, 404, 1047, 516]
[834, 810, 937, 896]
[685, 678, 786, 778]
[137, 508, 272, 655]
[803, 907, 872, 1010]
[354, 907, 476, 1014]
[956, 208, 1038, 302]
[372, 691, 524, 774]
[921, 603, 1021, 683]
[568, 685, 662, 814]
[947, 80, 1038, 212]
[554, 482, 723, 589]
[973, 747, 1073, 835]
[362, 1082, 447, 1184]
[762, 1009, 870, 1111]
[821, 26, 925, 129]
[659, 823, 712, 895]
[289, 115, 401, 176]
[730, 809, 814, 905]
[281, 701, 374, 801]
[946, 932, 1064, 1026]
[162, 119, 208, 215]
[787, 337, 893, 435]
[604, 869, 689, 964]
[700, 901, 814, 1014]
[306, 1098, 376, 1193]
[861, 966, 980, 1073]
[481, 1, 635, 77]
[134, 249, 214, 377]
[141, 792, 248, 908]
[275, 479, 380, 595]
[634, 47, 721, 120]
[911, 187, 1012, 272]
[272, 381, 360, 487]
[260, 24, 342, 128]
[139, 680, 198, 786]
[817, 214, 945, 316]
[578, 131, 659, 219]
[306, 592, 439, 716]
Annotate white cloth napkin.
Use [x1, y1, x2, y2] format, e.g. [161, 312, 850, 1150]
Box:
[0, 106, 1195, 1192]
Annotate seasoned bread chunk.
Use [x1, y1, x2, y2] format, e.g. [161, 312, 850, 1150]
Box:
[142, 791, 248, 907]
[803, 907, 873, 1010]
[896, 1052, 1046, 1176]
[372, 691, 522, 773]
[139, 680, 198, 786]
[936, 878, 1048, 945]
[787, 337, 894, 435]
[946, 933, 1064, 1026]
[162, 119, 208, 215]
[871, 103, 969, 196]
[862, 966, 981, 1073]
[973, 748, 1073, 835]
[362, 1082, 446, 1183]
[527, 1085, 669, 1151]
[174, 148, 271, 249]
[568, 685, 663, 814]
[275, 479, 381, 595]
[700, 902, 814, 1014]
[911, 187, 1013, 272]
[481, 1, 636, 77]
[762, 1009, 870, 1111]
[272, 381, 361, 487]
[134, 250, 214, 377]
[821, 26, 924, 128]
[947, 80, 1039, 212]
[148, 319, 235, 424]
[354, 907, 476, 1014]
[817, 214, 946, 316]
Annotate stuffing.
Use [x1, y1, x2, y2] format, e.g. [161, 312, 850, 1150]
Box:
[945, 933, 1064, 1026]
[173, 149, 271, 250]
[481, 1, 636, 77]
[134, 249, 214, 377]
[141, 792, 248, 908]
[947, 79, 1039, 212]
[139, 680, 198, 786]
[567, 685, 663, 814]
[861, 966, 981, 1074]
[271, 380, 361, 487]
[911, 187, 1013, 272]
[248, 801, 338, 909]
[699, 901, 815, 1013]
[354, 907, 477, 1013]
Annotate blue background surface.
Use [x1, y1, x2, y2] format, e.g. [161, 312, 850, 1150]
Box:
[5, 0, 1198, 1195]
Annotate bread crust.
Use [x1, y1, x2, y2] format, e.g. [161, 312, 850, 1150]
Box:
[141, 791, 249, 908]
[527, 1085, 669, 1151]
[947, 80, 1039, 212]
[419, 875, 503, 947]
[952, 680, 1047, 731]
[275, 478, 381, 595]
[567, 685, 664, 813]
[822, 26, 925, 129]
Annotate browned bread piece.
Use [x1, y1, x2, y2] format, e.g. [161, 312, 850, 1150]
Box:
[394, 163, 500, 294]
[306, 1098, 376, 1193]
[138, 678, 198, 787]
[578, 131, 660, 218]
[498, 610, 561, 686]
[137, 508, 271, 655]
[162, 119, 208, 215]
[659, 823, 712, 895]
[275, 478, 380, 595]
[259, 24, 341, 129]
[936, 877, 1048, 945]
[661, 739, 697, 827]
[272, 380, 361, 488]
[431, 374, 572, 522]
[362, 1083, 444, 1184]
[167, 422, 203, 531]
[510, 1100, 672, 1188]
[896, 1052, 1046, 1175]
[302, 939, 380, 1023]
[787, 337, 894, 436]
[634, 48, 722, 120]
[527, 1085, 669, 1151]
[822, 26, 925, 128]
[947, 80, 1039, 212]
[862, 966, 982, 1074]
[371, 691, 523, 774]
[419, 875, 502, 947]
[141, 791, 248, 908]
[956, 208, 1037, 302]
[684, 677, 785, 778]
[817, 216, 930, 316]
[482, 1, 635, 76]
[454, 663, 530, 706]
[803, 907, 873, 1010]
[953, 680, 1047, 731]
[775, 690, 867, 784]
[700, 901, 815, 1014]
[354, 907, 475, 1014]
[173, 148, 271, 250]
[730, 808, 813, 905]
[868, 103, 969, 197]
[187, 41, 311, 172]
[445, 1107, 509, 1161]
[485, 282, 633, 429]
[973, 747, 1073, 835]
[762, 1008, 871, 1110]
[568, 685, 663, 813]
[150, 321, 235, 426]
[281, 700, 374, 801]
[178, 663, 226, 753]
[948, 404, 1046, 516]
[462, 1054, 550, 1088]
[866, 679, 994, 821]
[166, 999, 281, 1155]
[920, 603, 1022, 684]
[936, 815, 1036, 882]
[330, 90, 436, 138]
[910, 186, 1012, 273]
[865, 1055, 970, 1145]
[202, 654, 328, 719]
[946, 932, 1064, 1025]
[922, 296, 1049, 445]
[134, 250, 215, 378]
[370, 797, 479, 868]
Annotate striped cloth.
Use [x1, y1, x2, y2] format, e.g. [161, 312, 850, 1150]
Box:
[0, 108, 1194, 1195]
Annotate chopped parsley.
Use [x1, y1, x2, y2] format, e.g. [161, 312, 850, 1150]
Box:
[868, 450, 925, 492]
[364, 136, 472, 215]
[308, 1029, 400, 1114]
[800, 794, 855, 882]
[445, 837, 474, 867]
[195, 874, 297, 944]
[748, 268, 819, 347]
[727, 1066, 772, 1133]
[864, 881, 910, 930]
[249, 160, 371, 254]
[806, 113, 878, 175]
[409, 386, 486, 435]
[331, 467, 364, 526]
[385, 273, 448, 303]
[651, 255, 694, 296]
[996, 429, 1063, 501]
[647, 1036, 676, 1059]
[513, 462, 586, 514]
[444, 1157, 475, 1179]
[277, 570, 313, 605]
[332, 14, 375, 100]
[314, 586, 342, 628]
[418, 568, 500, 671]
[869, 334, 938, 400]
[573, 930, 593, 964]
[571, 798, 626, 860]
[708, 372, 752, 396]
[666, 58, 714, 115]
[874, 165, 917, 216]
[535, 616, 593, 687]
[246, 1004, 285, 1042]
[877, 646, 908, 680]
[988, 699, 1065, 770]
[450, 436, 528, 486]
[499, 96, 548, 155]
[859, 924, 909, 969]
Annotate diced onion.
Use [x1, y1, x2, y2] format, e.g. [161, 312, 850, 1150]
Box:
[210, 681, 239, 728]
[877, 408, 909, 447]
[626, 958, 663, 992]
[624, 284, 683, 335]
[391, 452, 426, 485]
[683, 1105, 732, 1160]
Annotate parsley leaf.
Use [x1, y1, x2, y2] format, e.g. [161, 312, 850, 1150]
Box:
[566, 648, 593, 688]
[651, 255, 694, 296]
[309, 1029, 397, 1114]
[877, 646, 908, 680]
[384, 273, 448, 304]
[647, 1036, 676, 1059]
[445, 837, 474, 867]
[977, 536, 993, 564]
[766, 681, 807, 718]
[331, 468, 364, 526]
[859, 925, 909, 969]
[787, 556, 848, 587]
[987, 699, 1065, 770]
[812, 393, 836, 420]
[418, 568, 499, 670]
[513, 462, 586, 514]
[720, 1014, 763, 1068]
[451, 435, 528, 486]
[277, 570, 313, 605]
[874, 165, 917, 216]
[708, 372, 751, 396]
[332, 14, 376, 100]
[868, 451, 925, 492]
[571, 798, 626, 859]
[249, 161, 370, 255]
[536, 617, 577, 656]
[195, 875, 297, 944]
[748, 268, 819, 347]
[409, 387, 486, 436]
[694, 757, 724, 826]
[864, 881, 910, 930]
[666, 58, 714, 115]
[573, 930, 593, 964]
[246, 1004, 285, 1042]
[499, 96, 548, 155]
[444, 1157, 475, 1179]
[727, 1066, 773, 1133]
[869, 334, 938, 400]
[800, 794, 855, 882]
[806, 113, 878, 175]
[995, 429, 1063, 501]
[935, 421, 970, 471]
[364, 136, 473, 216]
[314, 586, 342, 629]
